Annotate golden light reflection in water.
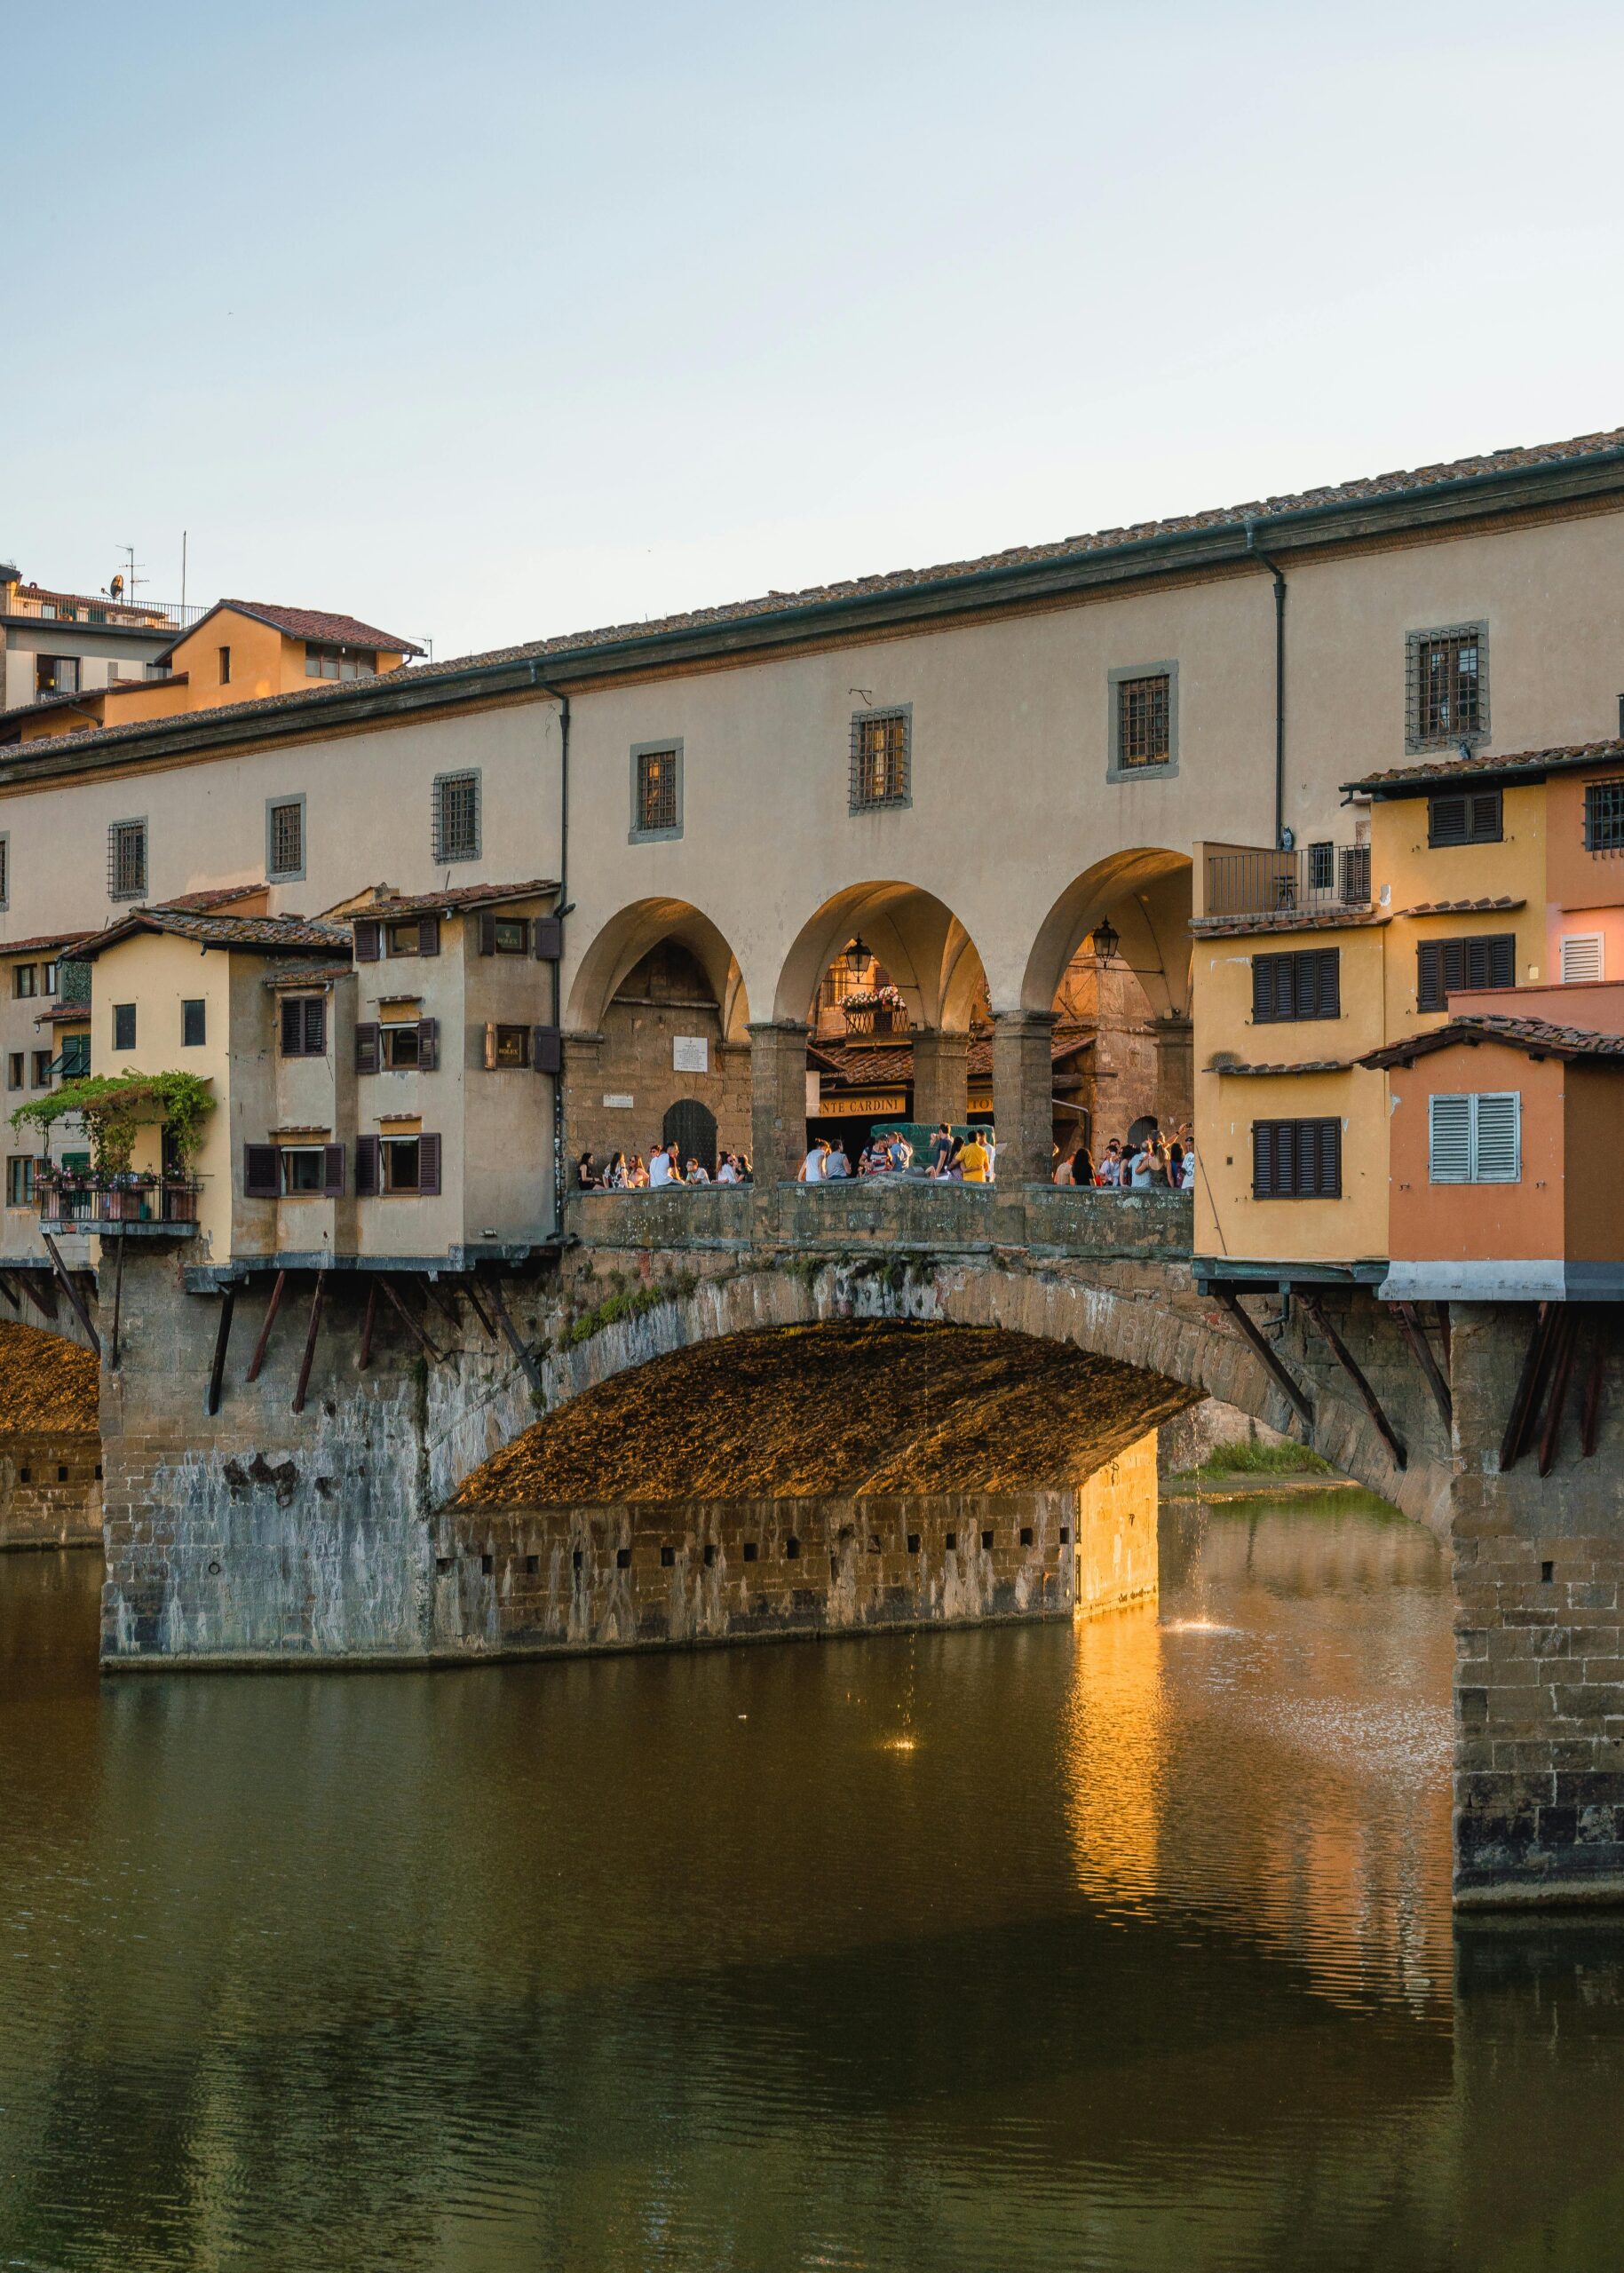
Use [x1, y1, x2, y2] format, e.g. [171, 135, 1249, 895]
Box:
[1061, 1598, 1168, 1915]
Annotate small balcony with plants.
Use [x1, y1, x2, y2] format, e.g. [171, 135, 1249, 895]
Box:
[12, 1071, 213, 1238]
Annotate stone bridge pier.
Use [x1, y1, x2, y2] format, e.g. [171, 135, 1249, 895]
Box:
[89, 1184, 1624, 1909]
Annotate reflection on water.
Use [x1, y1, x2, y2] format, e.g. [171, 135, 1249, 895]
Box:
[2, 1501, 1624, 2272]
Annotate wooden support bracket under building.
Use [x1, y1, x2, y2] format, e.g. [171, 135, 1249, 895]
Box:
[460, 1278, 500, 1347]
[421, 1278, 463, 1334]
[487, 1277, 545, 1399]
[1213, 1286, 1313, 1429]
[16, 1271, 58, 1324]
[244, 1269, 287, 1384]
[291, 1275, 326, 1414]
[0, 1271, 21, 1311]
[1581, 1311, 1608, 1459]
[380, 1278, 441, 1364]
[1500, 1303, 1557, 1474]
[205, 1286, 236, 1418]
[1395, 1302, 1452, 1432]
[41, 1234, 99, 1358]
[1538, 1306, 1582, 1478]
[1300, 1291, 1406, 1471]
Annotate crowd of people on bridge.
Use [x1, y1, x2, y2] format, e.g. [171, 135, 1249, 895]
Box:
[576, 1120, 1195, 1190]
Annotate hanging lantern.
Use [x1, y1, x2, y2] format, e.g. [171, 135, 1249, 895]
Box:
[844, 936, 870, 974]
[1091, 918, 1120, 963]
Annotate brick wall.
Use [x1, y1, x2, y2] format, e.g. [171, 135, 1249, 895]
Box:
[0, 1431, 101, 1548]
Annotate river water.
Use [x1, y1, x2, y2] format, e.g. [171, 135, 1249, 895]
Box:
[4, 1495, 1624, 2273]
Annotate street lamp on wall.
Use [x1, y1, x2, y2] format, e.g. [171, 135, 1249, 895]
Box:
[844, 936, 870, 974]
[1090, 918, 1120, 964]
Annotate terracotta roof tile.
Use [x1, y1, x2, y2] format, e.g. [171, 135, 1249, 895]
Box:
[1396, 897, 1525, 917]
[77, 912, 350, 961]
[0, 931, 94, 957]
[1346, 737, 1624, 796]
[1192, 908, 1390, 939]
[1362, 1013, 1624, 1068]
[160, 598, 424, 661]
[349, 879, 556, 921]
[151, 884, 270, 914]
[1206, 1057, 1357, 1076]
[34, 1002, 91, 1026]
[261, 962, 355, 990]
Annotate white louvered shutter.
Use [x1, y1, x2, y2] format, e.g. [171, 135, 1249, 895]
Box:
[1471, 1092, 1520, 1184]
[1429, 1095, 1472, 1184]
[1561, 934, 1604, 985]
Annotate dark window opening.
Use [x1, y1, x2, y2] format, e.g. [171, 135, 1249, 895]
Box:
[945, 1532, 958, 1551]
[525, 1554, 539, 1576]
[1307, 840, 1335, 891]
[1583, 778, 1624, 854]
[382, 1024, 421, 1069]
[280, 995, 326, 1057]
[743, 1540, 758, 1562]
[112, 1003, 136, 1051]
[12, 964, 36, 1000]
[268, 799, 304, 877]
[615, 1547, 630, 1570]
[660, 1544, 675, 1567]
[785, 1536, 800, 1559]
[1019, 1525, 1034, 1547]
[279, 1147, 328, 1196]
[981, 1529, 994, 1551]
[638, 748, 679, 832]
[432, 772, 480, 863]
[30, 1050, 50, 1088]
[305, 641, 376, 681]
[217, 645, 232, 685]
[1415, 632, 1481, 745]
[907, 1532, 921, 1554]
[182, 998, 206, 1048]
[108, 820, 147, 901]
[702, 1542, 717, 1567]
[1428, 788, 1502, 847]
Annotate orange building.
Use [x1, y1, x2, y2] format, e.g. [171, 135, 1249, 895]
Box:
[2, 600, 422, 747]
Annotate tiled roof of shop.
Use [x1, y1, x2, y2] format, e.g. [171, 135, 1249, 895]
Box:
[33, 1003, 91, 1026]
[261, 963, 354, 989]
[349, 879, 557, 921]
[0, 931, 94, 956]
[815, 1023, 1089, 1092]
[1346, 738, 1624, 796]
[160, 599, 424, 660]
[1206, 1057, 1357, 1076]
[1191, 908, 1390, 939]
[152, 885, 270, 914]
[13, 426, 1624, 773]
[1362, 1014, 1624, 1068]
[77, 912, 350, 960]
[1396, 897, 1525, 917]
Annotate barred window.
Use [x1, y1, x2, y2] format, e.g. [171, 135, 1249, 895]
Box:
[1584, 778, 1624, 854]
[432, 771, 480, 863]
[1117, 674, 1171, 768]
[1407, 623, 1488, 751]
[108, 819, 147, 901]
[0, 834, 10, 910]
[267, 796, 305, 880]
[850, 709, 910, 812]
[639, 748, 678, 832]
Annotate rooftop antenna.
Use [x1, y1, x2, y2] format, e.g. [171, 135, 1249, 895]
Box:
[117, 545, 146, 602]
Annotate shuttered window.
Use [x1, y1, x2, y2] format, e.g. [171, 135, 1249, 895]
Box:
[279, 996, 326, 1057]
[1560, 933, 1604, 984]
[1252, 1117, 1342, 1199]
[1252, 947, 1340, 1024]
[1416, 932, 1516, 1011]
[1427, 788, 1502, 847]
[1429, 1091, 1520, 1184]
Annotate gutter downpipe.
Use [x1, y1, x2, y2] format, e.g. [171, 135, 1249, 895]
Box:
[529, 668, 571, 1238]
[1244, 523, 1288, 850]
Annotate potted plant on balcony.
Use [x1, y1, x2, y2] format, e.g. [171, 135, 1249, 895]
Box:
[9, 1070, 214, 1227]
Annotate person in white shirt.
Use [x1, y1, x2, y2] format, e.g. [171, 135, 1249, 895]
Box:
[717, 1154, 740, 1184]
[1129, 1144, 1154, 1190]
[798, 1139, 829, 1183]
[685, 1157, 710, 1184]
[826, 1143, 852, 1178]
[1179, 1146, 1196, 1192]
[649, 1144, 680, 1188]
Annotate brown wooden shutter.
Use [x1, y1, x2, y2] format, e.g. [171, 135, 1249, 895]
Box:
[1319, 1117, 1342, 1197]
[1470, 933, 1516, 989]
[416, 1017, 439, 1071]
[354, 919, 382, 962]
[243, 1143, 278, 1198]
[1252, 1121, 1276, 1197]
[355, 1022, 380, 1074]
[322, 1144, 345, 1197]
[532, 915, 563, 961]
[1429, 796, 1469, 847]
[418, 1133, 441, 1195]
[355, 1136, 379, 1195]
[533, 1024, 562, 1073]
[304, 997, 326, 1055]
[1417, 942, 1443, 1012]
[1312, 948, 1341, 1019]
[417, 915, 440, 957]
[280, 997, 304, 1057]
[478, 913, 496, 955]
[1252, 955, 1279, 1023]
[1470, 790, 1502, 841]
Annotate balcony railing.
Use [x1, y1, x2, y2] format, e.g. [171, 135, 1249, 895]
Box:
[1204, 844, 1371, 921]
[1, 590, 208, 635]
[842, 1002, 910, 1038]
[37, 1176, 201, 1232]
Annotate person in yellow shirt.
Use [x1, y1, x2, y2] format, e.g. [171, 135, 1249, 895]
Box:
[959, 1132, 989, 1183]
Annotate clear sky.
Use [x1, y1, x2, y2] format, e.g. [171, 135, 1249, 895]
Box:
[11, 0, 1623, 662]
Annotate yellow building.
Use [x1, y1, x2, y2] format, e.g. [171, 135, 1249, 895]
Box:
[1194, 733, 1624, 1300]
[3, 600, 422, 747]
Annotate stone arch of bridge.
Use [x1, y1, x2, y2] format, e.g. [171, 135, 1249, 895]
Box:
[444, 1256, 1445, 1539]
[772, 881, 989, 1036]
[566, 895, 751, 1044]
[1020, 849, 1194, 1022]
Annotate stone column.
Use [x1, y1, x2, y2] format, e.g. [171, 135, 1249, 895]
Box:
[990, 1010, 1058, 1185]
[1151, 1015, 1194, 1134]
[749, 1021, 811, 1186]
[1453, 1301, 1624, 1906]
[910, 1028, 970, 1131]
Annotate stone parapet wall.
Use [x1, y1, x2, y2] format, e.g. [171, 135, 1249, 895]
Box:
[438, 1489, 1082, 1659]
[0, 1431, 101, 1548]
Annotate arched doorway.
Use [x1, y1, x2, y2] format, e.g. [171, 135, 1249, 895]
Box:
[662, 1097, 718, 1177]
